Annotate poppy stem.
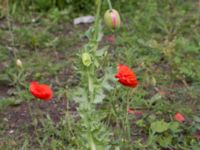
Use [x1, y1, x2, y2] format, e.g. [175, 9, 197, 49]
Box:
[65, 89, 75, 139]
[28, 102, 33, 118]
[107, 0, 113, 10]
[87, 70, 94, 102]
[6, 2, 17, 60]
[89, 133, 97, 150]
[93, 0, 102, 44]
[28, 102, 38, 131]
[125, 88, 135, 149]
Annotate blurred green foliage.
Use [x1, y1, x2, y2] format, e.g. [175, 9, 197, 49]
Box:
[9, 0, 95, 15]
[0, 0, 200, 149]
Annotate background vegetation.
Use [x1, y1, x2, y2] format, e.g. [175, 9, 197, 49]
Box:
[0, 0, 199, 149]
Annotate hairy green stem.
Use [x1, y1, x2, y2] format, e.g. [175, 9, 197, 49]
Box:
[87, 70, 94, 102]
[87, 0, 102, 102]
[93, 0, 102, 44]
[89, 133, 97, 150]
[85, 1, 102, 149]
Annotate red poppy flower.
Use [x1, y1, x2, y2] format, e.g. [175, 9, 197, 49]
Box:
[128, 108, 143, 116]
[29, 82, 53, 101]
[174, 112, 185, 123]
[115, 64, 138, 88]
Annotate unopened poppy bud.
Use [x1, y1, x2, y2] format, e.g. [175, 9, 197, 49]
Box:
[82, 52, 92, 67]
[104, 9, 121, 30]
[16, 59, 23, 68]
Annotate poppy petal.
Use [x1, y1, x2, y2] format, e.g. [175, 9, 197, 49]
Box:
[29, 82, 53, 101]
[115, 65, 138, 88]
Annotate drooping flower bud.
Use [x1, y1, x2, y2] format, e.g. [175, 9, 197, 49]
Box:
[82, 52, 92, 67]
[16, 59, 23, 68]
[104, 9, 121, 30]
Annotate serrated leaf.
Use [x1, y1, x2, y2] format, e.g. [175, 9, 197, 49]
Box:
[96, 46, 109, 57]
[93, 88, 105, 103]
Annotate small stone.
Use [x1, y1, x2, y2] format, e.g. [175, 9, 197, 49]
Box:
[9, 130, 14, 134]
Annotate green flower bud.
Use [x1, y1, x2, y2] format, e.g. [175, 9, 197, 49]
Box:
[104, 9, 121, 30]
[82, 52, 92, 67]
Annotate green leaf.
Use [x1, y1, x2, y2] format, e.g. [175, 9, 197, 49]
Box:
[96, 46, 109, 57]
[193, 116, 200, 123]
[150, 120, 169, 133]
[169, 122, 180, 132]
[93, 88, 106, 103]
[158, 136, 172, 148]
